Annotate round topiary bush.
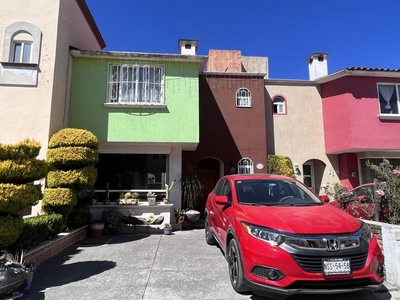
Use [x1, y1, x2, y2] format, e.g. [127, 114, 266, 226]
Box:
[48, 128, 99, 150]
[47, 166, 97, 190]
[0, 183, 42, 213]
[0, 139, 41, 161]
[47, 146, 99, 170]
[42, 188, 78, 216]
[0, 159, 47, 183]
[0, 213, 24, 249]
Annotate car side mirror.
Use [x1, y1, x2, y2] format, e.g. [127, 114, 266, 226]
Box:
[319, 195, 330, 203]
[215, 195, 229, 205]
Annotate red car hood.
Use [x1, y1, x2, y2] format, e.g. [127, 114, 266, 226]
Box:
[237, 204, 361, 234]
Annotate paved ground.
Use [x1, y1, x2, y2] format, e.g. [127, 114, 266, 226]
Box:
[18, 227, 400, 300]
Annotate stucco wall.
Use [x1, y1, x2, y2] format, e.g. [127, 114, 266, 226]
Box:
[265, 82, 339, 191]
[0, 0, 60, 158]
[69, 58, 200, 144]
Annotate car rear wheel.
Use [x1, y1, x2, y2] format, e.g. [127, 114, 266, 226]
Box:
[228, 238, 250, 293]
[205, 214, 217, 245]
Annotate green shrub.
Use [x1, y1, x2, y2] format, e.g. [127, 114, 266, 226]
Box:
[0, 183, 42, 213]
[67, 205, 91, 229]
[48, 128, 99, 150]
[42, 188, 77, 216]
[47, 146, 99, 169]
[267, 155, 295, 178]
[0, 159, 47, 183]
[8, 214, 63, 252]
[0, 139, 41, 161]
[47, 166, 97, 190]
[0, 213, 24, 249]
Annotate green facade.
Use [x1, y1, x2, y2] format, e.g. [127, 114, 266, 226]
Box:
[68, 57, 200, 143]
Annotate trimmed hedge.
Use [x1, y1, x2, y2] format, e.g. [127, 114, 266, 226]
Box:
[0, 139, 41, 161]
[0, 159, 47, 183]
[67, 205, 91, 229]
[0, 183, 42, 213]
[267, 155, 295, 178]
[0, 213, 24, 249]
[42, 188, 77, 215]
[48, 128, 99, 150]
[8, 214, 63, 252]
[47, 166, 97, 190]
[47, 146, 99, 169]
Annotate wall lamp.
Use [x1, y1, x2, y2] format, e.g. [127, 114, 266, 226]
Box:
[293, 163, 301, 176]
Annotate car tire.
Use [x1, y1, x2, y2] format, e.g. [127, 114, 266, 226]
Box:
[205, 214, 217, 245]
[228, 238, 250, 293]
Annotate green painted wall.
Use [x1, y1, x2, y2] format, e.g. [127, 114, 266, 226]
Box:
[69, 57, 200, 142]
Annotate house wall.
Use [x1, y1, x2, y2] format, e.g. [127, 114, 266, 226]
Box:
[68, 58, 200, 144]
[0, 0, 60, 158]
[265, 82, 339, 192]
[322, 76, 400, 154]
[183, 75, 267, 175]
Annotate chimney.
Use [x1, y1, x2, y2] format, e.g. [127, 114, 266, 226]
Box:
[178, 39, 199, 55]
[306, 53, 329, 80]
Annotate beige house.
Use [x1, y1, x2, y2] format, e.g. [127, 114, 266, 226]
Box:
[0, 0, 105, 159]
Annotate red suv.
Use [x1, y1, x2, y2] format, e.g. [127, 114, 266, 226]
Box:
[204, 174, 385, 299]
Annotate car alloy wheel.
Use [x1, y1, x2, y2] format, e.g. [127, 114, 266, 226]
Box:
[228, 239, 249, 293]
[205, 215, 216, 245]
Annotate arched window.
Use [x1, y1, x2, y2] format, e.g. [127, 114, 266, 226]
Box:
[236, 88, 251, 107]
[273, 96, 286, 114]
[1, 21, 42, 86]
[238, 157, 254, 174]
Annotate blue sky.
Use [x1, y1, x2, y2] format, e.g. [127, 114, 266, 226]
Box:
[86, 0, 400, 80]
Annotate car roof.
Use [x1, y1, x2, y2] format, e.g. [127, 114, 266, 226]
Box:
[223, 174, 295, 181]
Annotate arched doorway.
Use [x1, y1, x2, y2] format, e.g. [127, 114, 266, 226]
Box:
[195, 157, 221, 217]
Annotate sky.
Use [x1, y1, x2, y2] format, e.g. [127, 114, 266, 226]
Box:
[85, 0, 400, 80]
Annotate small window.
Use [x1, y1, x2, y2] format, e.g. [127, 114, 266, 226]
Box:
[377, 84, 400, 115]
[12, 41, 32, 63]
[273, 96, 286, 114]
[238, 158, 254, 174]
[236, 88, 251, 107]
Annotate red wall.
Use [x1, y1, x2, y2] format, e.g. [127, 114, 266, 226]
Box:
[322, 76, 400, 154]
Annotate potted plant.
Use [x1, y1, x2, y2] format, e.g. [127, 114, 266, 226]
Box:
[181, 169, 202, 209]
[102, 208, 122, 231]
[147, 191, 157, 206]
[163, 180, 175, 204]
[132, 192, 140, 205]
[163, 223, 172, 235]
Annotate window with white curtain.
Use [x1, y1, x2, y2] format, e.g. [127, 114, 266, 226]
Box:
[377, 84, 400, 115]
[108, 63, 164, 104]
[238, 158, 254, 174]
[236, 88, 251, 107]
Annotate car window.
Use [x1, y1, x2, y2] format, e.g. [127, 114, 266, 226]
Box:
[235, 179, 322, 206]
[353, 185, 374, 202]
[214, 179, 226, 196]
[221, 180, 232, 203]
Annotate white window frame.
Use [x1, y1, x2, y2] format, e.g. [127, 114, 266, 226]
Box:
[377, 83, 400, 116]
[236, 88, 251, 107]
[273, 96, 286, 114]
[238, 157, 254, 174]
[11, 41, 32, 63]
[108, 63, 165, 105]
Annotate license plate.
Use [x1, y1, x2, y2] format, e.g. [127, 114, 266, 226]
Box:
[323, 258, 351, 275]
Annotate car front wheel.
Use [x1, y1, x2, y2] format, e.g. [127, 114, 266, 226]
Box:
[228, 238, 249, 293]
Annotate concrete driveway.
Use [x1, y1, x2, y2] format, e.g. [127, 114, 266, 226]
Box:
[20, 228, 400, 300]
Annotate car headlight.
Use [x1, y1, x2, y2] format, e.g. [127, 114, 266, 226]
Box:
[241, 222, 285, 246]
[361, 222, 373, 243]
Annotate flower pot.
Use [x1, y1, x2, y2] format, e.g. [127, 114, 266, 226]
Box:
[147, 196, 156, 206]
[90, 222, 105, 237]
[163, 198, 170, 204]
[103, 199, 110, 205]
[185, 210, 200, 223]
[164, 228, 172, 235]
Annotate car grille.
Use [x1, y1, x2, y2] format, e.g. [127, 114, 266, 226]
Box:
[291, 251, 368, 273]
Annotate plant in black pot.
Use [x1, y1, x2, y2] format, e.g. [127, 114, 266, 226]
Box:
[102, 208, 122, 231]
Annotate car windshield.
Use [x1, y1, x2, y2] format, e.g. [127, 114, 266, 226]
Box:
[235, 179, 322, 206]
